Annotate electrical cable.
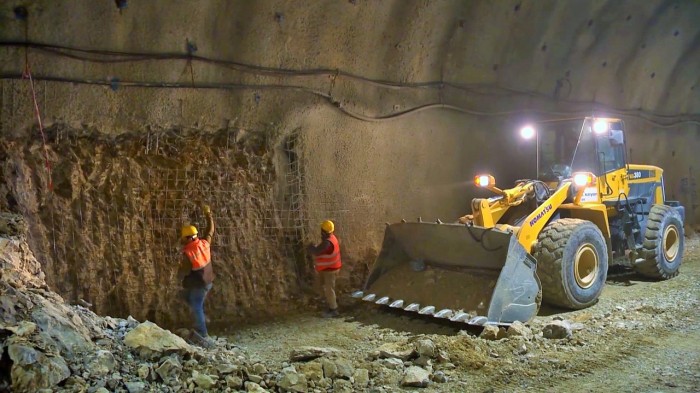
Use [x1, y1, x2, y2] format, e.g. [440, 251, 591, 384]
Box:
[1, 73, 699, 126]
[2, 41, 699, 126]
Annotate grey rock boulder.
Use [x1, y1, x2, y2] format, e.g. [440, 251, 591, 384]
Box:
[402, 366, 430, 388]
[124, 381, 146, 393]
[353, 368, 370, 388]
[277, 370, 308, 392]
[8, 345, 70, 391]
[506, 321, 533, 340]
[155, 357, 182, 383]
[298, 361, 323, 382]
[289, 346, 339, 362]
[334, 358, 355, 379]
[543, 320, 573, 339]
[192, 370, 217, 389]
[480, 325, 507, 340]
[124, 321, 194, 358]
[84, 350, 117, 377]
[415, 339, 436, 358]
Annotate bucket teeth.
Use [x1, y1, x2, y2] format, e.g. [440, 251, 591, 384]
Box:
[449, 311, 470, 322]
[362, 294, 376, 302]
[351, 291, 364, 299]
[389, 300, 404, 308]
[468, 316, 488, 326]
[418, 306, 435, 315]
[404, 303, 420, 312]
[434, 309, 453, 318]
[375, 296, 390, 305]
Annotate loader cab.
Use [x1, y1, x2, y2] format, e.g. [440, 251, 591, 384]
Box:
[536, 117, 627, 185]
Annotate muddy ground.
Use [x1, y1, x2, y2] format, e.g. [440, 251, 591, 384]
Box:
[229, 236, 700, 393]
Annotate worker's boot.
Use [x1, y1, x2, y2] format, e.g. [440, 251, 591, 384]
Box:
[322, 308, 339, 318]
[190, 331, 216, 349]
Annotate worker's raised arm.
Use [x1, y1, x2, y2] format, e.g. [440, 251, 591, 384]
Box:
[202, 205, 215, 243]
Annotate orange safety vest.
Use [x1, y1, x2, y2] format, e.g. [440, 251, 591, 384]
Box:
[183, 238, 211, 270]
[314, 234, 342, 272]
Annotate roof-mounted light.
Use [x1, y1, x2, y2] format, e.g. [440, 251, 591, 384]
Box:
[593, 119, 609, 134]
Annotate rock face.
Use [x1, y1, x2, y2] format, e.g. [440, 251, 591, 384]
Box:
[124, 322, 194, 358]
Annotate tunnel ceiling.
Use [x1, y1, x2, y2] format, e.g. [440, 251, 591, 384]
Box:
[0, 0, 699, 124]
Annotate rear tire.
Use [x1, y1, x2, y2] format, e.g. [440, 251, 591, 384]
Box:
[533, 218, 608, 309]
[635, 204, 684, 279]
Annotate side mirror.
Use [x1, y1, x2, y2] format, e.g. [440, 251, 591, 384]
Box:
[609, 129, 624, 145]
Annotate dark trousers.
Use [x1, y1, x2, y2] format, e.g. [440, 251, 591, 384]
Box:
[184, 283, 213, 336]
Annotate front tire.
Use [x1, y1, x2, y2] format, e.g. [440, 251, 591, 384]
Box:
[635, 204, 684, 279]
[533, 218, 608, 309]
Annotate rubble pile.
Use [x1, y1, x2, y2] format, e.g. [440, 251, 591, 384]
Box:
[0, 215, 454, 392]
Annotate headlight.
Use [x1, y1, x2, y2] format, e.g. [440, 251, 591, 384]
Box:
[573, 172, 596, 187]
[474, 174, 495, 188]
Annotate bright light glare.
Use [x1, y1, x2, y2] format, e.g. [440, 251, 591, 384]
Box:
[520, 125, 536, 139]
[593, 120, 609, 134]
[573, 173, 591, 187]
[477, 175, 490, 187]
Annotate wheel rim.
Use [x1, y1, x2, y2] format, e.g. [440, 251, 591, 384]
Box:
[663, 225, 680, 261]
[574, 243, 598, 289]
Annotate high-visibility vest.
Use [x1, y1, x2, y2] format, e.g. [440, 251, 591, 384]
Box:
[183, 238, 211, 270]
[314, 234, 342, 271]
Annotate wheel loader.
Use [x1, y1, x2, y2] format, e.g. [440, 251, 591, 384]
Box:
[352, 117, 685, 325]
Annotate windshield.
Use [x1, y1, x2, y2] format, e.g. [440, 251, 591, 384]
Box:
[536, 118, 625, 180]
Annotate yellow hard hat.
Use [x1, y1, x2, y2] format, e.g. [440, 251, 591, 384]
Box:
[181, 225, 198, 238]
[321, 220, 334, 233]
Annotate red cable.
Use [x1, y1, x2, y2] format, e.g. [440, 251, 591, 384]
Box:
[23, 64, 53, 191]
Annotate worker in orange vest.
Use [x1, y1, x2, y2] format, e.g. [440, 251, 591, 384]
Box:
[307, 220, 342, 318]
[178, 204, 215, 346]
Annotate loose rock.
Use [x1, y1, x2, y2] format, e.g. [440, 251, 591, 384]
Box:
[402, 366, 430, 388]
[124, 322, 194, 358]
[543, 320, 573, 339]
[277, 370, 308, 392]
[289, 346, 339, 361]
[416, 339, 436, 357]
[480, 325, 507, 340]
[353, 368, 370, 387]
[507, 321, 533, 340]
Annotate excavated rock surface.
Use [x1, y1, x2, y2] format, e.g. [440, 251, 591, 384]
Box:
[0, 126, 307, 328]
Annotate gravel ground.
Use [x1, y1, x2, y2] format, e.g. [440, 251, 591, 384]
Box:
[231, 236, 700, 392]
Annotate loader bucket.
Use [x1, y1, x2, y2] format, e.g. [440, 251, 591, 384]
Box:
[353, 222, 541, 325]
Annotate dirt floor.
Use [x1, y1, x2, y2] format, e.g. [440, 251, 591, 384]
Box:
[228, 236, 700, 393]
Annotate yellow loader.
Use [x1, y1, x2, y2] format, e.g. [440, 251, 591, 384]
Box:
[353, 117, 685, 325]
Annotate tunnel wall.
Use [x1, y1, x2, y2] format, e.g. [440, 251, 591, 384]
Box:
[0, 0, 698, 325]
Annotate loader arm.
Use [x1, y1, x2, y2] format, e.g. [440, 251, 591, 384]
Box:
[516, 182, 572, 252]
